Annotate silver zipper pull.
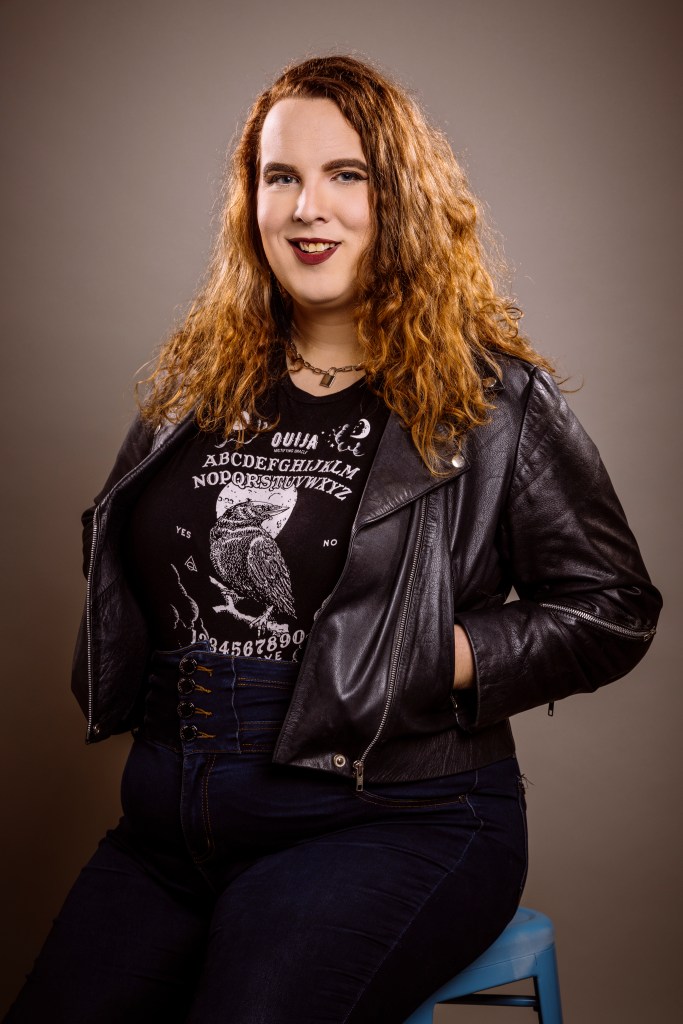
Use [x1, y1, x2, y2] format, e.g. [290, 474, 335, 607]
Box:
[353, 760, 365, 792]
[547, 701, 555, 716]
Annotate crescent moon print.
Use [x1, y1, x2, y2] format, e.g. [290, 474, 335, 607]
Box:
[328, 423, 368, 457]
[349, 418, 370, 440]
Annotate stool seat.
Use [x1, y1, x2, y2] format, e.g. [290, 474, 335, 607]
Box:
[403, 907, 563, 1023]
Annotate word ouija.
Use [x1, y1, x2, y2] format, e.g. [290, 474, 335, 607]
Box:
[271, 431, 318, 450]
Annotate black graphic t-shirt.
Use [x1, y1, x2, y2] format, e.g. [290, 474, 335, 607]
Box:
[127, 376, 389, 661]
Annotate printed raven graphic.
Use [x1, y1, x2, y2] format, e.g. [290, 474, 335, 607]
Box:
[209, 499, 295, 633]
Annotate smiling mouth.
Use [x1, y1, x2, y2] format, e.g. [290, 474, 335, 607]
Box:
[288, 239, 340, 253]
[288, 239, 340, 265]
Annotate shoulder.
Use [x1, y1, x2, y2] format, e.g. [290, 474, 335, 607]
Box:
[465, 354, 588, 479]
[465, 355, 544, 453]
[486, 354, 569, 436]
[92, 412, 192, 505]
[488, 353, 551, 401]
[489, 357, 605, 505]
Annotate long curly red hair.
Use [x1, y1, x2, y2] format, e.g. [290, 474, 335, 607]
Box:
[140, 54, 553, 472]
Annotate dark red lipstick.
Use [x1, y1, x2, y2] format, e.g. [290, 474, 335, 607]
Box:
[288, 238, 340, 265]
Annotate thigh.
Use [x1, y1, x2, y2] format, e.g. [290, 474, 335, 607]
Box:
[187, 758, 527, 1024]
[6, 822, 210, 1023]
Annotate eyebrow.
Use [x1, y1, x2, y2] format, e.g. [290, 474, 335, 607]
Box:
[261, 158, 369, 176]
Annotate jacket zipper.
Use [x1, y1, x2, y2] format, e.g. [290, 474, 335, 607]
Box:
[540, 601, 655, 719]
[539, 602, 656, 642]
[352, 497, 428, 792]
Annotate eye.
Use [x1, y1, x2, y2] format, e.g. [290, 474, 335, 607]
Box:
[265, 173, 298, 186]
[334, 170, 367, 183]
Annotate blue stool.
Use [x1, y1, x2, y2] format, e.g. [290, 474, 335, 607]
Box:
[404, 907, 563, 1023]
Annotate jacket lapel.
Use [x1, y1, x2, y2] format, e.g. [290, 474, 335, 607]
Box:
[354, 413, 470, 529]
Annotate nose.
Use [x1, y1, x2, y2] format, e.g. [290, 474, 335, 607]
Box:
[293, 179, 328, 224]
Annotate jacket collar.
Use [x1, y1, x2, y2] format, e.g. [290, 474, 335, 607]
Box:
[353, 366, 508, 526]
[151, 413, 196, 454]
[354, 413, 469, 529]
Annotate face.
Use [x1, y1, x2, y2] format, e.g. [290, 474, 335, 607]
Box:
[256, 97, 371, 320]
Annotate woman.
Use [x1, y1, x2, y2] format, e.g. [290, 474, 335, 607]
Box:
[7, 55, 660, 1023]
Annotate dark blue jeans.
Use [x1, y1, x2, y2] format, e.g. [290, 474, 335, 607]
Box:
[7, 645, 528, 1024]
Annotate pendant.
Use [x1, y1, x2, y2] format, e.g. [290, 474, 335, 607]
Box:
[320, 370, 336, 388]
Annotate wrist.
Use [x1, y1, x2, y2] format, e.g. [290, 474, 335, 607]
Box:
[453, 624, 475, 690]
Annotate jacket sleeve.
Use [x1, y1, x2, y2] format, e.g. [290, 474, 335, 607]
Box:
[80, 413, 155, 576]
[454, 368, 662, 730]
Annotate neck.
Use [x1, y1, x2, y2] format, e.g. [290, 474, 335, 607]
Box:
[291, 309, 363, 364]
[287, 308, 365, 395]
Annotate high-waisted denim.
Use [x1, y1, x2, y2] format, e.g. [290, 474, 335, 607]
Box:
[6, 644, 528, 1024]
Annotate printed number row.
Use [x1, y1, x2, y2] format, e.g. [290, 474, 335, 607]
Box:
[191, 630, 306, 657]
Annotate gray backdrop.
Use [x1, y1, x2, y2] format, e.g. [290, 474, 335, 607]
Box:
[2, 0, 681, 1020]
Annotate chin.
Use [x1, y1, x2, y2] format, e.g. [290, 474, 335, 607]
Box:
[291, 286, 355, 311]
[297, 298, 354, 318]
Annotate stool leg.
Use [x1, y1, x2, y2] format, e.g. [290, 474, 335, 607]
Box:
[402, 999, 434, 1024]
[533, 945, 563, 1024]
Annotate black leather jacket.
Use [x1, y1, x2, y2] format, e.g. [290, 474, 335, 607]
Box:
[71, 358, 661, 787]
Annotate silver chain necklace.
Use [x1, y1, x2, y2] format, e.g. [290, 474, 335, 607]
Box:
[287, 341, 365, 388]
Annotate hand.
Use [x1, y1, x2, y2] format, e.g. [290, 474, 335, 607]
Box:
[453, 625, 475, 690]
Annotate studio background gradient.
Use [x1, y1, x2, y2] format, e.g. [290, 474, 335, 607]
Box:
[1, 1, 680, 1020]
